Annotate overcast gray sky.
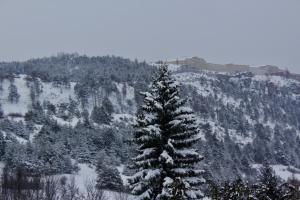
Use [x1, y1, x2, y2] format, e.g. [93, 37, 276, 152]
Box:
[0, 0, 299, 73]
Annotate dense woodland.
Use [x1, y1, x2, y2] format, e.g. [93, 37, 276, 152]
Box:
[0, 54, 300, 199]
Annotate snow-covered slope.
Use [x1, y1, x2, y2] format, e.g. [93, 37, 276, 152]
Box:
[0, 55, 300, 183]
[1, 69, 300, 148]
[0, 75, 137, 124]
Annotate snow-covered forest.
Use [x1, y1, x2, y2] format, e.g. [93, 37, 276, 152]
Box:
[0, 54, 300, 199]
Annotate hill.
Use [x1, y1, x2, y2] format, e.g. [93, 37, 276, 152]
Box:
[0, 54, 299, 183]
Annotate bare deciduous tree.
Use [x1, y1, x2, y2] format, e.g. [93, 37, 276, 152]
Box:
[85, 180, 106, 200]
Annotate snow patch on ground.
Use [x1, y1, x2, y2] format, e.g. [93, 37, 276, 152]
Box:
[150, 62, 182, 72]
[54, 163, 97, 194]
[174, 73, 214, 97]
[52, 115, 80, 127]
[272, 165, 300, 181]
[167, 64, 181, 72]
[39, 82, 76, 106]
[116, 165, 130, 186]
[228, 129, 253, 145]
[113, 114, 135, 123]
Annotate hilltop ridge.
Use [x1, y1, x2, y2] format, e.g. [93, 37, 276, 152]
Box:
[167, 57, 300, 80]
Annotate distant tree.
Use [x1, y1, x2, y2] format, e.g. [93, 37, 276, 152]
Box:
[14, 121, 29, 140]
[0, 103, 3, 118]
[74, 83, 89, 108]
[96, 151, 123, 192]
[25, 101, 45, 124]
[91, 106, 112, 125]
[58, 103, 69, 120]
[8, 82, 20, 103]
[29, 77, 42, 104]
[254, 162, 281, 200]
[68, 97, 79, 117]
[82, 109, 91, 128]
[0, 80, 3, 92]
[102, 97, 114, 115]
[46, 102, 56, 115]
[0, 132, 6, 159]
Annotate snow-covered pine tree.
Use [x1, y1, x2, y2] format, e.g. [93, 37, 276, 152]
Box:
[129, 65, 205, 200]
[254, 162, 281, 199]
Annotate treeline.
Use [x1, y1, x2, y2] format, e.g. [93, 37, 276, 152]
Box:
[0, 53, 155, 84]
[208, 163, 300, 200]
[0, 166, 129, 200]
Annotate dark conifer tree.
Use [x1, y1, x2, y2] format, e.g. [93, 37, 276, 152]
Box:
[129, 65, 205, 200]
[96, 151, 123, 192]
[0, 103, 3, 118]
[102, 97, 114, 115]
[82, 109, 91, 128]
[0, 132, 5, 159]
[281, 175, 300, 200]
[91, 106, 112, 125]
[8, 82, 20, 103]
[254, 162, 281, 200]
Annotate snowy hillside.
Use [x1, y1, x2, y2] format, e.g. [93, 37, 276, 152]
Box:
[2, 70, 299, 146]
[174, 70, 300, 141]
[0, 54, 299, 183]
[0, 75, 136, 124]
